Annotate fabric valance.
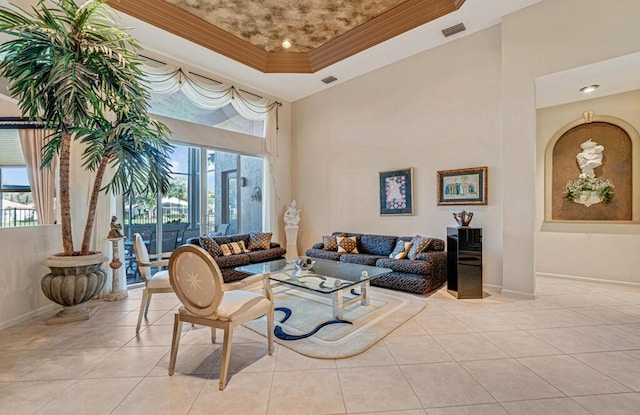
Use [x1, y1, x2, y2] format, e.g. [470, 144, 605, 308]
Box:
[141, 63, 279, 121]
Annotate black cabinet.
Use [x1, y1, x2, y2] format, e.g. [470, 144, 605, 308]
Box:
[447, 227, 483, 299]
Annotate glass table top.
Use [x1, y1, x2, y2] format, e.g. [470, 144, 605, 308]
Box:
[236, 257, 392, 294]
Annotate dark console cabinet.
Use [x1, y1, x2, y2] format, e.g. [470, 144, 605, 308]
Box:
[447, 227, 483, 299]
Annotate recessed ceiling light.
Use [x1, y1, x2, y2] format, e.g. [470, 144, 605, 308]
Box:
[282, 39, 292, 49]
[579, 84, 600, 93]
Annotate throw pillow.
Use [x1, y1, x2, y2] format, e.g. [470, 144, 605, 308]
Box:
[389, 240, 413, 259]
[337, 235, 359, 253]
[248, 232, 272, 251]
[322, 235, 339, 251]
[407, 236, 430, 260]
[220, 241, 249, 256]
[200, 235, 223, 257]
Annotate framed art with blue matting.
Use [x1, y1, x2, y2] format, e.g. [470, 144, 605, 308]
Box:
[379, 168, 414, 215]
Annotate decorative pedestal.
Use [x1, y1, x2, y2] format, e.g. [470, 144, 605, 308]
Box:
[104, 237, 128, 301]
[447, 227, 483, 299]
[285, 225, 299, 259]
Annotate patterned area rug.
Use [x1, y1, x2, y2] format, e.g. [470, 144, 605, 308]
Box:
[243, 286, 426, 359]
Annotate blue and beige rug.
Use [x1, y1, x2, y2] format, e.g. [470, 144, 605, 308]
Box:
[243, 286, 426, 359]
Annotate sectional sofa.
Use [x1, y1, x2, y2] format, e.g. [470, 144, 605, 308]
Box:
[305, 231, 447, 295]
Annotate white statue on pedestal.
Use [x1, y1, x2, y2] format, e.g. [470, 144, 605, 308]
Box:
[284, 201, 300, 258]
[284, 200, 301, 227]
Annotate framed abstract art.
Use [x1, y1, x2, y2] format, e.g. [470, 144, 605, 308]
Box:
[379, 168, 414, 215]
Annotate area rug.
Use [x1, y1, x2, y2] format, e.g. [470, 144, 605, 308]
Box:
[243, 286, 426, 359]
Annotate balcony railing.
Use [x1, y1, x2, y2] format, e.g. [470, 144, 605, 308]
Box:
[0, 208, 38, 227]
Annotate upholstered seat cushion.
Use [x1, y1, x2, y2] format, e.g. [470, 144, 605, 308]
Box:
[147, 269, 171, 289]
[305, 248, 342, 261]
[375, 258, 433, 275]
[213, 254, 251, 268]
[178, 290, 270, 322]
[247, 247, 287, 263]
[340, 253, 385, 266]
[372, 271, 444, 294]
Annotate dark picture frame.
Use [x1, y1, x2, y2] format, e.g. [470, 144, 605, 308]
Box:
[379, 168, 414, 215]
[437, 166, 488, 205]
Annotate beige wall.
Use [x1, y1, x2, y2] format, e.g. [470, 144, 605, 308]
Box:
[0, 225, 61, 329]
[501, 0, 640, 295]
[292, 25, 505, 288]
[536, 90, 640, 284]
[292, 0, 640, 296]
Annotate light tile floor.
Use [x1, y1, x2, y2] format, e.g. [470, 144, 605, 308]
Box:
[1, 276, 640, 414]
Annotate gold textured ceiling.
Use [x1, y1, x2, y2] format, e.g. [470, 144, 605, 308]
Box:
[109, 0, 466, 73]
[165, 0, 408, 53]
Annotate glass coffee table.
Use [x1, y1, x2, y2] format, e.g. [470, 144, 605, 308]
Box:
[236, 258, 392, 319]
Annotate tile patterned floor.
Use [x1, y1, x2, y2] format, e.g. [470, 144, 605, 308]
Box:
[1, 276, 640, 414]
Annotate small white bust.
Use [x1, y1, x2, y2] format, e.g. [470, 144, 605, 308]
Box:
[576, 139, 604, 179]
[284, 200, 301, 226]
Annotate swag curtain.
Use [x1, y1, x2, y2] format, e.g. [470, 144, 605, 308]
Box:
[141, 63, 279, 121]
[18, 128, 56, 225]
[142, 62, 282, 235]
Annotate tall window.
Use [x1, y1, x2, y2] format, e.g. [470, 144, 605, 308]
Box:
[206, 151, 263, 235]
[0, 129, 37, 227]
[123, 142, 263, 285]
[0, 167, 36, 227]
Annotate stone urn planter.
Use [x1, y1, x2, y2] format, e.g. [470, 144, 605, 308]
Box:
[41, 253, 108, 324]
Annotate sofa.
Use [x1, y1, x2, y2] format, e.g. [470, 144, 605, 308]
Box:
[186, 233, 286, 282]
[305, 232, 446, 295]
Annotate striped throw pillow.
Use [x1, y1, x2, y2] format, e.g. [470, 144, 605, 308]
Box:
[220, 241, 249, 256]
[389, 240, 413, 259]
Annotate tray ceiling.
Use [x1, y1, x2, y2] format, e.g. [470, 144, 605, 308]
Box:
[108, 0, 465, 73]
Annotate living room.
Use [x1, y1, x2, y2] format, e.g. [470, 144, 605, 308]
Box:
[0, 0, 639, 413]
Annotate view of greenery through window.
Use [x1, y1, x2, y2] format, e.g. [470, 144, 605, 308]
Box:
[123, 142, 264, 285]
[0, 166, 37, 227]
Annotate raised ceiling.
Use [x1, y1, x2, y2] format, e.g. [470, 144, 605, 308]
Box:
[108, 0, 465, 73]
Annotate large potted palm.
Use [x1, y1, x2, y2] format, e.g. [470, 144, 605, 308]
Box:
[0, 0, 173, 322]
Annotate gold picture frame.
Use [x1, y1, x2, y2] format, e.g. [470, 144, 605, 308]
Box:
[437, 166, 487, 206]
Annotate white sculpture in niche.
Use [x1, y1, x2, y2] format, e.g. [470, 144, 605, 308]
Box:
[576, 139, 605, 179]
[563, 139, 614, 207]
[284, 200, 301, 226]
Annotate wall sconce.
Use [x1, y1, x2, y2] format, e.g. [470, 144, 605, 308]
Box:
[250, 186, 262, 202]
[240, 177, 247, 187]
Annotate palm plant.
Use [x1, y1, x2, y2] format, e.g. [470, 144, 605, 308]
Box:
[0, 0, 172, 256]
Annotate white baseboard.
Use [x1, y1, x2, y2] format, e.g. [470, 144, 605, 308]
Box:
[483, 283, 503, 291]
[0, 303, 60, 331]
[537, 272, 640, 288]
[501, 289, 536, 300]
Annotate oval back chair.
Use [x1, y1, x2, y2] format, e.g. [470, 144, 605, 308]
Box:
[167, 244, 274, 390]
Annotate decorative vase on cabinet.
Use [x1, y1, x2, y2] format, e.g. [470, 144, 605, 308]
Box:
[447, 227, 483, 299]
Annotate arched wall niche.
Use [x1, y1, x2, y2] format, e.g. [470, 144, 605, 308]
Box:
[544, 114, 640, 222]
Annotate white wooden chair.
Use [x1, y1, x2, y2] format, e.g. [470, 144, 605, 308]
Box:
[132, 232, 174, 334]
[167, 244, 274, 390]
